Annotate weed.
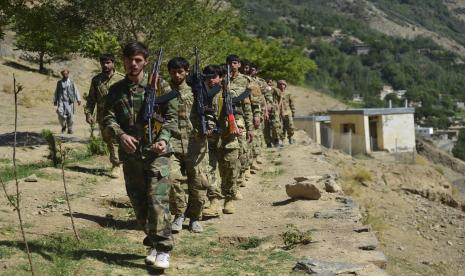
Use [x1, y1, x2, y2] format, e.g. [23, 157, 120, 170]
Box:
[238, 236, 271, 250]
[361, 207, 386, 234]
[0, 161, 50, 182]
[18, 94, 34, 108]
[342, 167, 373, 183]
[0, 245, 16, 258]
[41, 129, 60, 167]
[434, 165, 445, 175]
[282, 224, 312, 249]
[87, 135, 108, 156]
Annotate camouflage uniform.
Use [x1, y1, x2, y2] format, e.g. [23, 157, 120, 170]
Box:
[270, 87, 283, 144]
[220, 73, 253, 196]
[85, 71, 123, 166]
[103, 75, 178, 251]
[168, 80, 209, 221]
[279, 89, 296, 142]
[250, 76, 267, 165]
[262, 84, 274, 146]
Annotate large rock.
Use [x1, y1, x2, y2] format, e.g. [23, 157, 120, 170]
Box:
[286, 182, 321, 200]
[325, 179, 342, 193]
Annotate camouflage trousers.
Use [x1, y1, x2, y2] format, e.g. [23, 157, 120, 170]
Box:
[281, 115, 294, 140]
[100, 125, 120, 167]
[270, 114, 282, 143]
[237, 128, 249, 186]
[169, 134, 209, 220]
[218, 134, 241, 199]
[263, 119, 272, 146]
[121, 151, 173, 251]
[206, 136, 223, 201]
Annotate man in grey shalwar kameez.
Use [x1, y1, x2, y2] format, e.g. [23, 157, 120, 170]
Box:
[53, 69, 81, 134]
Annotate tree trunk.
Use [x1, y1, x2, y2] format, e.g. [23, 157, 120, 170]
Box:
[39, 51, 45, 73]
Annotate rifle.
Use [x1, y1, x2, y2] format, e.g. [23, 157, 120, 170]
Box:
[143, 48, 163, 144]
[188, 47, 222, 135]
[224, 65, 239, 135]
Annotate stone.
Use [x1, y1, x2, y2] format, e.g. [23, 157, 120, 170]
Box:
[286, 182, 321, 200]
[293, 258, 365, 275]
[325, 179, 342, 193]
[447, 241, 453, 246]
[24, 174, 38, 182]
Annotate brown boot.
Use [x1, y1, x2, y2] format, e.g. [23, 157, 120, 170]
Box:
[223, 199, 235, 214]
[203, 198, 220, 218]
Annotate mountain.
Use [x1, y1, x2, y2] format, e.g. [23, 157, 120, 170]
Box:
[232, 0, 465, 128]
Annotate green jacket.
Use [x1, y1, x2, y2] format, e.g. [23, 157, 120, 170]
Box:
[85, 71, 124, 125]
[103, 75, 178, 153]
[230, 73, 253, 132]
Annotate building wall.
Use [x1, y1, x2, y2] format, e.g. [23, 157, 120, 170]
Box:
[294, 118, 320, 143]
[381, 113, 415, 152]
[330, 114, 370, 154]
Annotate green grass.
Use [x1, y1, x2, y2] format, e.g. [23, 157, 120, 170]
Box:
[0, 228, 151, 276]
[173, 227, 296, 275]
[0, 161, 50, 182]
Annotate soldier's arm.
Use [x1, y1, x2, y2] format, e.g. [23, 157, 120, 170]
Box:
[242, 98, 253, 133]
[103, 87, 125, 139]
[289, 93, 296, 117]
[157, 97, 179, 144]
[84, 79, 97, 116]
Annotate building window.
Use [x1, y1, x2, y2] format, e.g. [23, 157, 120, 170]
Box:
[342, 123, 355, 134]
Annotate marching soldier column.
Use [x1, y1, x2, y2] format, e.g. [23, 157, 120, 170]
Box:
[90, 42, 296, 270]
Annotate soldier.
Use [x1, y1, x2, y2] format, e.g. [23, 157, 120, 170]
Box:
[53, 69, 81, 134]
[277, 80, 296, 144]
[202, 64, 226, 218]
[103, 42, 177, 269]
[220, 55, 253, 213]
[268, 79, 283, 147]
[168, 57, 209, 233]
[84, 53, 123, 178]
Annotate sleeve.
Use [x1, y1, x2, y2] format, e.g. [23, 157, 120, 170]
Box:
[289, 93, 296, 116]
[250, 82, 262, 118]
[242, 99, 253, 132]
[53, 82, 59, 105]
[103, 87, 125, 139]
[73, 81, 81, 102]
[84, 79, 97, 116]
[156, 97, 179, 143]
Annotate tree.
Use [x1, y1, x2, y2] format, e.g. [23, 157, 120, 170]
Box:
[453, 129, 465, 161]
[13, 0, 85, 72]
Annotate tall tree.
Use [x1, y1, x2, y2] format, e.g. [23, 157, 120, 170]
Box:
[13, 0, 85, 72]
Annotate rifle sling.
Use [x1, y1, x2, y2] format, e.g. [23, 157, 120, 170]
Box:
[154, 89, 180, 105]
[232, 88, 251, 104]
[207, 85, 222, 99]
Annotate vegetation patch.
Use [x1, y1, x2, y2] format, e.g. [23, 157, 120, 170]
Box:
[282, 224, 313, 249]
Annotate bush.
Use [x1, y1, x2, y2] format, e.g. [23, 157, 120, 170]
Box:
[87, 135, 108, 156]
[281, 224, 312, 249]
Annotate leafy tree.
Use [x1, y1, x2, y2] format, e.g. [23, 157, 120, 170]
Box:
[453, 129, 465, 161]
[13, 0, 85, 72]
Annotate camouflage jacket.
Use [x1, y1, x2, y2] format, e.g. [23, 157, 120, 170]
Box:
[230, 73, 253, 132]
[85, 71, 124, 125]
[103, 75, 178, 153]
[280, 90, 295, 117]
[168, 80, 203, 154]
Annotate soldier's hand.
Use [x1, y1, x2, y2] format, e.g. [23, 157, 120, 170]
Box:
[253, 117, 261, 129]
[120, 134, 138, 154]
[247, 132, 254, 143]
[85, 114, 94, 125]
[152, 140, 167, 154]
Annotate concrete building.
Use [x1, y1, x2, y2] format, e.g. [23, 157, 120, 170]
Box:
[415, 126, 434, 137]
[294, 115, 331, 147]
[328, 108, 416, 155]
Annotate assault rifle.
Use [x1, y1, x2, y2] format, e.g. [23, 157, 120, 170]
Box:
[142, 48, 163, 144]
[189, 47, 221, 135]
[224, 65, 239, 134]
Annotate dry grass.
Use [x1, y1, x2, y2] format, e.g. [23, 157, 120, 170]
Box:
[18, 89, 51, 108]
[2, 83, 13, 94]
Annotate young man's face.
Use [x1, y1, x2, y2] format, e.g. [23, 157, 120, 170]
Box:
[123, 54, 148, 77]
[61, 71, 69, 79]
[230, 60, 241, 72]
[278, 83, 286, 91]
[206, 75, 221, 88]
[241, 64, 250, 75]
[250, 68, 257, 77]
[267, 80, 273, 86]
[101, 59, 114, 74]
[168, 68, 188, 85]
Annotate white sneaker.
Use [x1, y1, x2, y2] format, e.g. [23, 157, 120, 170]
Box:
[144, 248, 157, 265]
[154, 252, 170, 269]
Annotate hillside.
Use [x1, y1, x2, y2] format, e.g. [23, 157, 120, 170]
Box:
[232, 0, 465, 129]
